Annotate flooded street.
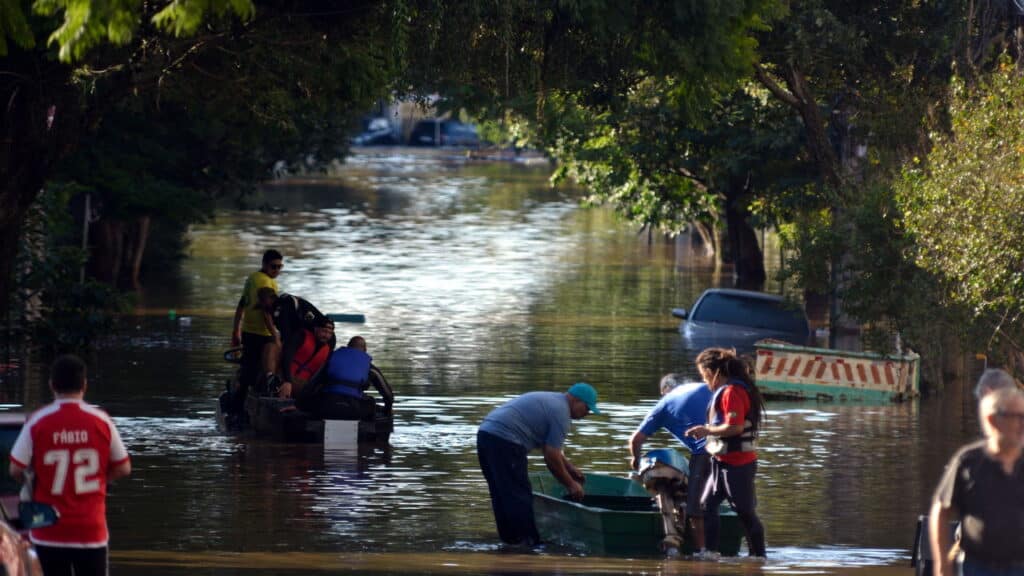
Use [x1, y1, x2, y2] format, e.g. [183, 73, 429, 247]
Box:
[9, 150, 979, 574]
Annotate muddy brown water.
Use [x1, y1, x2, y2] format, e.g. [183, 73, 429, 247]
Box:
[4, 150, 981, 574]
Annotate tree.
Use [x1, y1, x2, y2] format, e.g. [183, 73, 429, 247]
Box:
[749, 0, 961, 348]
[0, 0, 401, 313]
[898, 65, 1024, 363]
[402, 0, 788, 284]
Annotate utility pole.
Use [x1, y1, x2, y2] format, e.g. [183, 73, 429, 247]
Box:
[80, 193, 90, 284]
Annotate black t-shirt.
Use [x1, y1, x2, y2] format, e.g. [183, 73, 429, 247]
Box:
[933, 440, 1024, 563]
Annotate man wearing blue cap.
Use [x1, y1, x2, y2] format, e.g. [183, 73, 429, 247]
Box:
[477, 382, 601, 545]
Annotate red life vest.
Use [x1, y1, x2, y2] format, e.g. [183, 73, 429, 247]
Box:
[291, 330, 329, 381]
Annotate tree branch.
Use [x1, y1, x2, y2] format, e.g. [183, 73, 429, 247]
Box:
[754, 63, 799, 108]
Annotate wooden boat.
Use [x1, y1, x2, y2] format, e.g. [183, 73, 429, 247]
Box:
[217, 393, 392, 444]
[754, 339, 920, 402]
[530, 471, 743, 556]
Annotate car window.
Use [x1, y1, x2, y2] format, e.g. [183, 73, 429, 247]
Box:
[0, 426, 21, 494]
[690, 293, 807, 333]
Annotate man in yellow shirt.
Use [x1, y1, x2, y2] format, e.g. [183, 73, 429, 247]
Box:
[230, 250, 283, 415]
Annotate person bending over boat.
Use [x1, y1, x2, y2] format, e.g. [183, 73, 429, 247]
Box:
[629, 373, 713, 556]
[685, 348, 767, 559]
[277, 317, 335, 399]
[299, 336, 393, 418]
[476, 383, 600, 546]
[228, 250, 283, 416]
[269, 291, 330, 345]
[257, 289, 334, 394]
[930, 387, 1024, 576]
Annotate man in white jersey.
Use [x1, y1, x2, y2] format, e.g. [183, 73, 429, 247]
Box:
[9, 354, 131, 576]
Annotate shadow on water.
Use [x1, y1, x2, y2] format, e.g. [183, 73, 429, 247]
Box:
[6, 150, 978, 574]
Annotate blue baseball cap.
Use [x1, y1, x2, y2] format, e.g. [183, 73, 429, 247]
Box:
[567, 382, 601, 415]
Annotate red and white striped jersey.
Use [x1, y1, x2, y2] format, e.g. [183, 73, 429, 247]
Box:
[10, 398, 129, 547]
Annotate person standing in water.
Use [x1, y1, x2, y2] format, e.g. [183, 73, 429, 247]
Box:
[685, 347, 767, 559]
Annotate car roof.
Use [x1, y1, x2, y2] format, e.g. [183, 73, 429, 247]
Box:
[698, 288, 787, 303]
[0, 409, 25, 424]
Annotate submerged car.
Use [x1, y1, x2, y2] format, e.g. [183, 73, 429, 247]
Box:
[352, 117, 399, 146]
[409, 119, 480, 147]
[0, 413, 57, 576]
[672, 288, 812, 353]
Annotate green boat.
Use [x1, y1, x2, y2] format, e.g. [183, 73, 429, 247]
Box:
[530, 471, 744, 557]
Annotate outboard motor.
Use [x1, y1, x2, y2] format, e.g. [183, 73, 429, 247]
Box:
[637, 448, 690, 557]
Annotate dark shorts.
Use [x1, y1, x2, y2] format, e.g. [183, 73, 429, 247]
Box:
[687, 452, 711, 517]
[241, 332, 274, 389]
[36, 545, 108, 576]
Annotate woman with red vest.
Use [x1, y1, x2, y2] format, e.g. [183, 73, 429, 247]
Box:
[685, 347, 767, 559]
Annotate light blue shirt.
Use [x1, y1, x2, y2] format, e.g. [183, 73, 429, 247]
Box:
[479, 392, 571, 451]
[637, 382, 712, 455]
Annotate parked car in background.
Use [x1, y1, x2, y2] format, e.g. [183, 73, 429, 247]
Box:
[352, 117, 399, 146]
[409, 119, 480, 147]
[672, 288, 812, 354]
[0, 413, 55, 576]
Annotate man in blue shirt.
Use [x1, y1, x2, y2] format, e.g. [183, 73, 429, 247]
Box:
[477, 383, 601, 545]
[629, 373, 713, 555]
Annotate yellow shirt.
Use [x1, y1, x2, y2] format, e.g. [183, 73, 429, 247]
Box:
[239, 271, 278, 336]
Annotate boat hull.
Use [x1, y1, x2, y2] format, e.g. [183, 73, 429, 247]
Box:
[218, 393, 392, 444]
[530, 472, 742, 556]
[755, 340, 920, 402]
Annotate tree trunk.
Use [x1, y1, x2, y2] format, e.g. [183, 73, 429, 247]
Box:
[723, 192, 766, 290]
[129, 216, 151, 289]
[828, 106, 868, 351]
[690, 220, 717, 258]
[92, 220, 125, 285]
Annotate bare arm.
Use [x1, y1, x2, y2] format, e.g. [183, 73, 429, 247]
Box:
[108, 460, 131, 482]
[369, 366, 395, 408]
[543, 445, 583, 500]
[685, 422, 744, 439]
[8, 463, 23, 483]
[629, 430, 647, 470]
[929, 499, 955, 576]
[280, 333, 304, 382]
[232, 299, 245, 346]
[263, 309, 279, 343]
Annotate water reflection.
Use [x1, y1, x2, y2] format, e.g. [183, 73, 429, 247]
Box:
[7, 151, 978, 573]
[110, 549, 910, 575]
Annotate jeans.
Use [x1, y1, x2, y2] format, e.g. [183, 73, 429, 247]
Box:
[476, 430, 540, 545]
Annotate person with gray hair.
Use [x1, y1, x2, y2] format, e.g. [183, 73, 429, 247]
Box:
[930, 387, 1024, 576]
[630, 373, 714, 556]
[659, 373, 685, 395]
[974, 368, 1018, 400]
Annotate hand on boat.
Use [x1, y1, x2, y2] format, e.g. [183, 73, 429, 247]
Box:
[566, 462, 585, 483]
[565, 480, 584, 501]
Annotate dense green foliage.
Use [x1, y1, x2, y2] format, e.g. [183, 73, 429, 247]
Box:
[15, 186, 129, 352]
[899, 64, 1024, 355]
[4, 0, 1024, 379]
[0, 0, 400, 346]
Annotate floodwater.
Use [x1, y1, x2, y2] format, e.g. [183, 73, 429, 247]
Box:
[6, 149, 982, 574]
